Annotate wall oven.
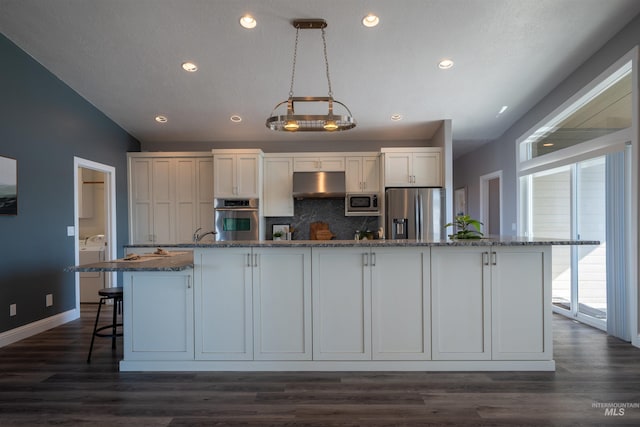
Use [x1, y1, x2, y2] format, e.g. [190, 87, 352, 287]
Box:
[214, 198, 259, 241]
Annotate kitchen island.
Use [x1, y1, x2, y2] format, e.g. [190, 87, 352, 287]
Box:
[76, 238, 597, 372]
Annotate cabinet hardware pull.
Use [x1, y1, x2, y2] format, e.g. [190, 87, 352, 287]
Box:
[246, 253, 251, 267]
[253, 253, 258, 267]
[491, 252, 497, 266]
[363, 253, 369, 267]
[371, 252, 376, 267]
[187, 276, 192, 289]
[482, 252, 489, 266]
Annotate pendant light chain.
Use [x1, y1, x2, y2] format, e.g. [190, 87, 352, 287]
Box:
[321, 27, 333, 98]
[288, 27, 299, 98]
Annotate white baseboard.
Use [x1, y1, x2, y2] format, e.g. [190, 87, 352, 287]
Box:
[0, 309, 79, 348]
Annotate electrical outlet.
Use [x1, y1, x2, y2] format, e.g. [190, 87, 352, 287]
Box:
[46, 294, 53, 307]
[10, 304, 16, 317]
[67, 226, 75, 236]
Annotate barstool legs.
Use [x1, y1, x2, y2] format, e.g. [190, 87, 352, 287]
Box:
[87, 292, 123, 364]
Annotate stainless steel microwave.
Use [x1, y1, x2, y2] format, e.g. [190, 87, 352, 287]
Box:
[346, 193, 380, 215]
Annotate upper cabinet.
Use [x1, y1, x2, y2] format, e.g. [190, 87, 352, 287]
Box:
[263, 156, 294, 217]
[213, 149, 263, 199]
[128, 153, 213, 244]
[345, 155, 380, 193]
[293, 155, 345, 172]
[382, 147, 442, 187]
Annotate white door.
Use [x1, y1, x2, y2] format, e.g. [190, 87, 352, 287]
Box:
[253, 247, 312, 360]
[384, 152, 412, 186]
[371, 247, 430, 360]
[196, 248, 253, 360]
[412, 151, 442, 187]
[431, 247, 491, 360]
[175, 158, 197, 243]
[345, 157, 363, 192]
[263, 157, 294, 217]
[213, 154, 236, 197]
[491, 247, 552, 360]
[312, 248, 371, 360]
[152, 158, 174, 243]
[362, 156, 380, 192]
[124, 271, 194, 360]
[236, 154, 260, 197]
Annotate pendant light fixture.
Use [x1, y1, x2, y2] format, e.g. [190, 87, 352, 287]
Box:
[266, 19, 356, 132]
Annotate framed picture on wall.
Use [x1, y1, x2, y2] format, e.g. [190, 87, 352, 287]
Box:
[0, 155, 17, 216]
[454, 187, 467, 217]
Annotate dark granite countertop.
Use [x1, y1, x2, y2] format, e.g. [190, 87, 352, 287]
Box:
[125, 237, 599, 249]
[66, 251, 194, 272]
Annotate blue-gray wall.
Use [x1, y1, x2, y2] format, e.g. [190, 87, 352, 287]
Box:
[0, 34, 139, 334]
[454, 12, 640, 234]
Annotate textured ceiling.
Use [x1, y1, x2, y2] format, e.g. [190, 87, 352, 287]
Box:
[2, 0, 640, 157]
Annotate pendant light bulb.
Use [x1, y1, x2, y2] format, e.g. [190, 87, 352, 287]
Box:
[284, 120, 299, 131]
[323, 120, 338, 131]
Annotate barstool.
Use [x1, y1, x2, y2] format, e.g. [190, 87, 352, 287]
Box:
[87, 286, 123, 363]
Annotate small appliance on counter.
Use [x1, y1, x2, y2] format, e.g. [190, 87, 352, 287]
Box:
[385, 187, 445, 240]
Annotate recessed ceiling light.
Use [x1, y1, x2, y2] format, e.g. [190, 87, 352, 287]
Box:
[230, 115, 242, 123]
[543, 143, 554, 147]
[181, 62, 198, 72]
[240, 15, 256, 29]
[391, 114, 403, 121]
[155, 115, 168, 123]
[497, 105, 508, 115]
[362, 14, 379, 27]
[438, 59, 454, 69]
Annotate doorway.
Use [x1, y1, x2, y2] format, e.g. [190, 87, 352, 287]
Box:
[73, 157, 117, 311]
[480, 171, 502, 236]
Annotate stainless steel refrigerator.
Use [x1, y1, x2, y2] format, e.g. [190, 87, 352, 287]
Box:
[385, 188, 445, 240]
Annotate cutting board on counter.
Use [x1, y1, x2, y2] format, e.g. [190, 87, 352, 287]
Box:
[310, 221, 336, 240]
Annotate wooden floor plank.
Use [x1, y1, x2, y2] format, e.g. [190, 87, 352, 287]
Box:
[0, 305, 639, 425]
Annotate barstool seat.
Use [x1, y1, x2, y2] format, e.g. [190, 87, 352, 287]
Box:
[87, 286, 123, 363]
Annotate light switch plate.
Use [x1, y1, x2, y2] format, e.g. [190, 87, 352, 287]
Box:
[67, 226, 75, 237]
[10, 304, 16, 317]
[46, 294, 53, 307]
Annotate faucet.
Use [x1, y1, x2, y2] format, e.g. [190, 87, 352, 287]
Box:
[193, 228, 217, 242]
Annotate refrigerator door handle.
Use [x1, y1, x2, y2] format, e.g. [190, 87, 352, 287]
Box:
[414, 192, 420, 240]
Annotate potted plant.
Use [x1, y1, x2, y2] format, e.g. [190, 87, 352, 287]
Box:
[445, 215, 484, 240]
[273, 231, 283, 241]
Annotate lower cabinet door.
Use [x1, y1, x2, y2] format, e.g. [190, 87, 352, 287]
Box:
[124, 271, 194, 360]
[371, 248, 430, 360]
[491, 246, 552, 360]
[252, 247, 312, 360]
[196, 248, 253, 360]
[312, 248, 371, 360]
[431, 247, 491, 360]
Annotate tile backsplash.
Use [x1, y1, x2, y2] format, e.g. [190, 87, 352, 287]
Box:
[265, 198, 380, 240]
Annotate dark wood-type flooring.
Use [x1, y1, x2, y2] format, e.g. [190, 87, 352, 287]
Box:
[1, 305, 640, 426]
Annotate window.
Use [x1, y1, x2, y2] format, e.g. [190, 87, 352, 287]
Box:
[517, 51, 635, 334]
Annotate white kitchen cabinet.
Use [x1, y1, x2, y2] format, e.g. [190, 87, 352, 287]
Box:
[213, 149, 263, 198]
[128, 153, 213, 244]
[431, 246, 491, 360]
[196, 248, 253, 360]
[312, 247, 371, 360]
[371, 247, 430, 360]
[491, 246, 551, 360]
[293, 155, 345, 172]
[345, 155, 380, 193]
[252, 247, 312, 360]
[263, 157, 294, 217]
[196, 247, 312, 361]
[123, 271, 194, 360]
[195, 158, 214, 235]
[382, 148, 442, 187]
[312, 246, 429, 361]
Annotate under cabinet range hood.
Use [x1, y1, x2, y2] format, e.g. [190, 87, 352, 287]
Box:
[292, 171, 346, 198]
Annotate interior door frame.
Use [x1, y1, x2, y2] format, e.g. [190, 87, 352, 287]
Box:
[73, 157, 117, 311]
[479, 170, 503, 236]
